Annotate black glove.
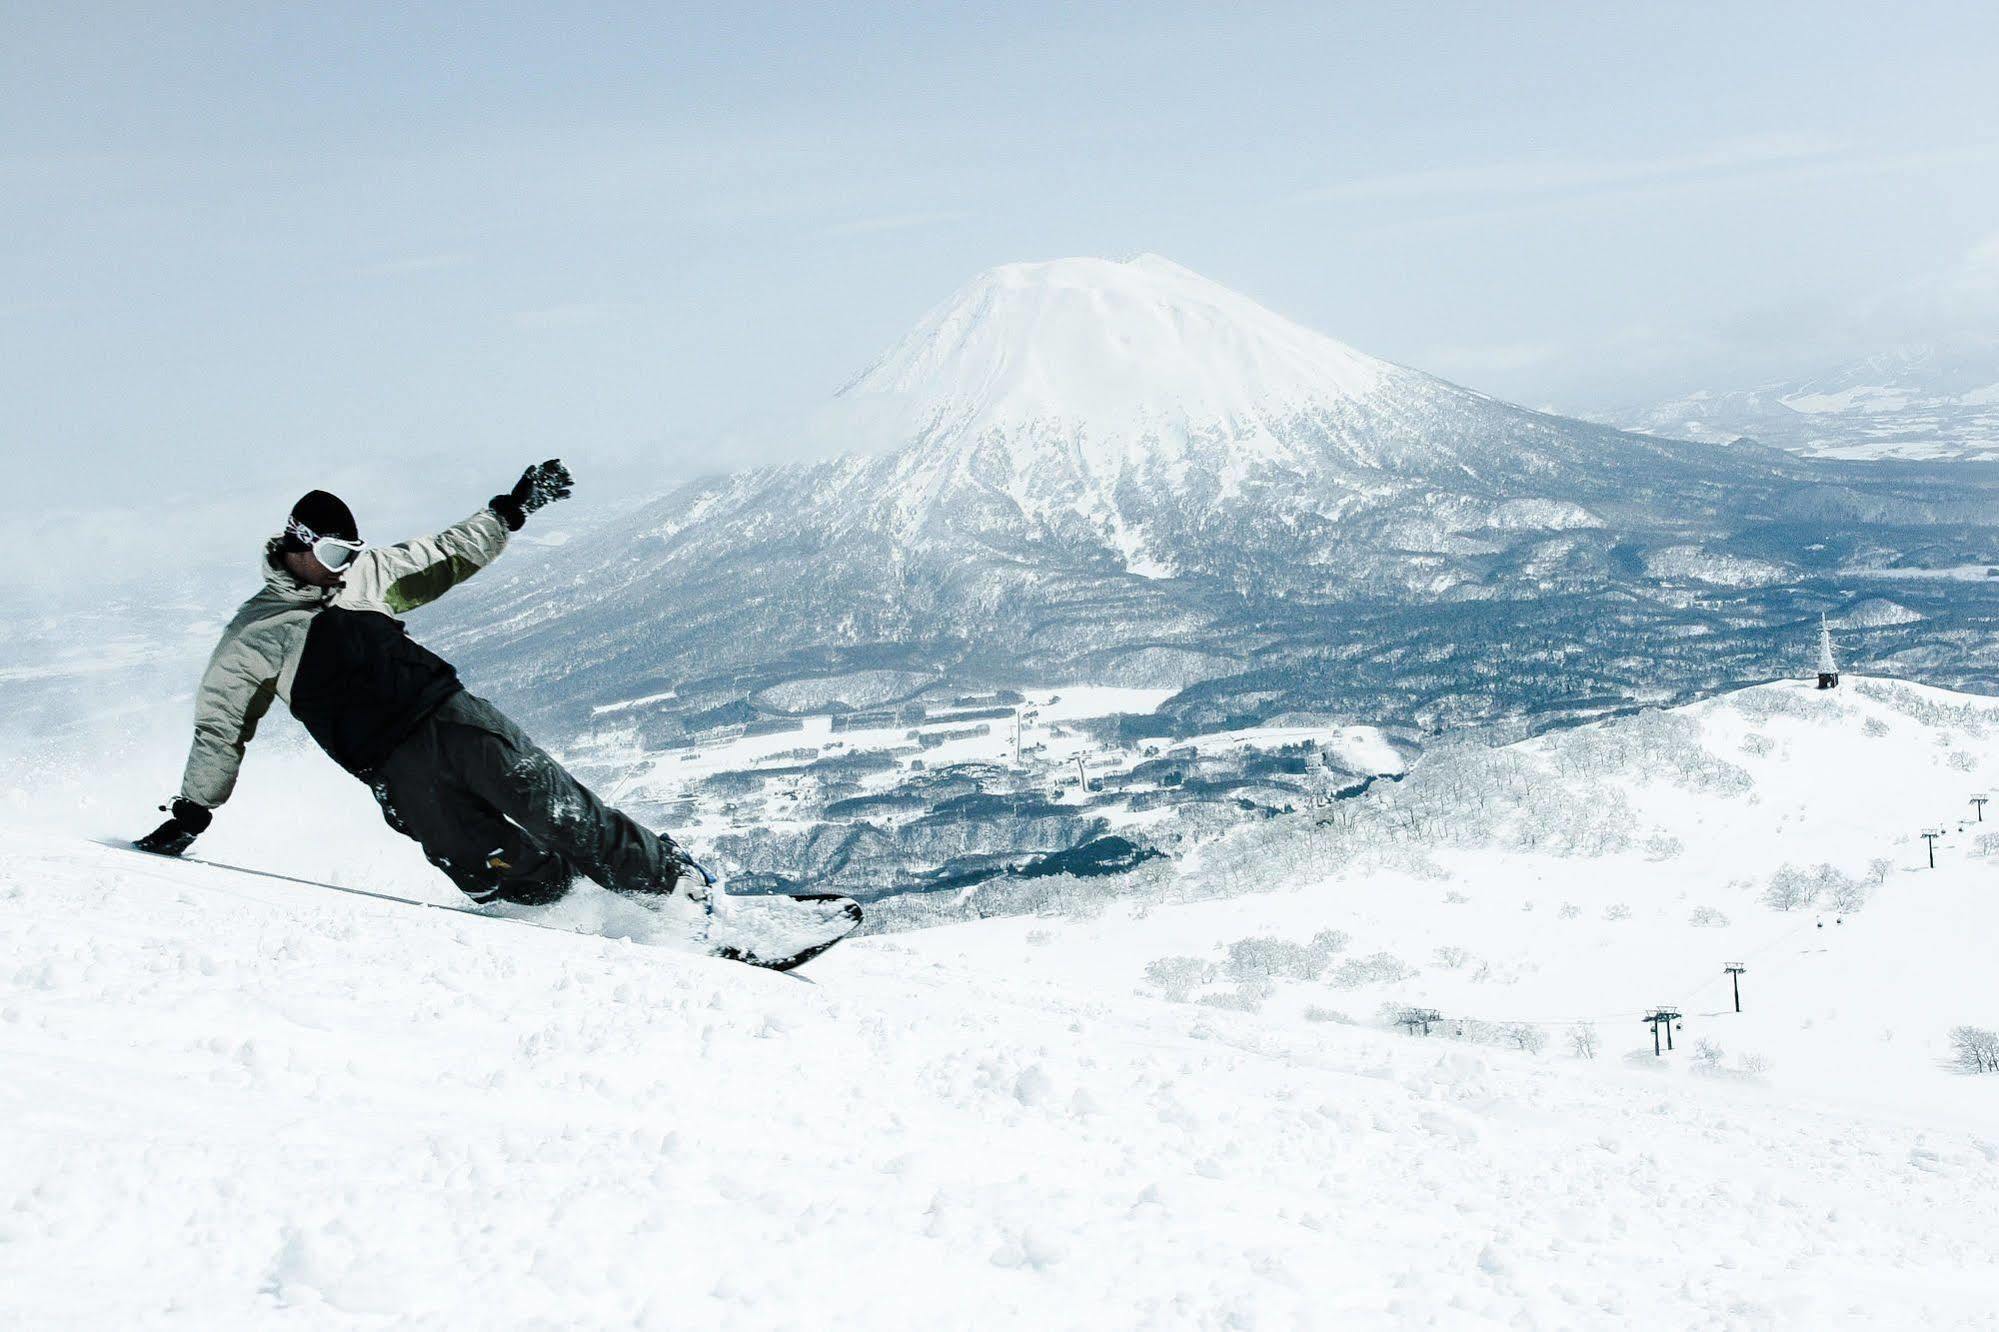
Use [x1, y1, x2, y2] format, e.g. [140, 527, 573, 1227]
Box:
[135, 798, 212, 857]
[489, 458, 574, 532]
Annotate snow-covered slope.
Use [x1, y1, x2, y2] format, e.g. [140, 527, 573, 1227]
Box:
[824, 254, 1392, 484]
[1618, 343, 1999, 461]
[5, 678, 1998, 1327]
[4, 831, 1996, 1328]
[784, 255, 1765, 572]
[903, 677, 1999, 1121]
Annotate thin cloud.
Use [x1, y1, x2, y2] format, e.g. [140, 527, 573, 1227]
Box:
[1303, 135, 1841, 204]
[358, 253, 474, 277]
[508, 302, 613, 331]
[1330, 140, 1999, 239]
[1955, 231, 1999, 293]
[1849, 230, 1999, 343]
[826, 210, 971, 237]
[1422, 341, 1566, 377]
[0, 297, 77, 318]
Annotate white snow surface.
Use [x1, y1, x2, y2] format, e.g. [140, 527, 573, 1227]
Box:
[835, 255, 1392, 459]
[733, 254, 1512, 578]
[5, 679, 1999, 1327]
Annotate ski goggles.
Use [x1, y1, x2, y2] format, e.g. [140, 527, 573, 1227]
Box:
[286, 517, 367, 572]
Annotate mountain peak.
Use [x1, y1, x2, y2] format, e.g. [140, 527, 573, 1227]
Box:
[832, 255, 1396, 450]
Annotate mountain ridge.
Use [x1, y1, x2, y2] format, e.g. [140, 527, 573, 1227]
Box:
[1614, 340, 1999, 462]
[434, 257, 1999, 748]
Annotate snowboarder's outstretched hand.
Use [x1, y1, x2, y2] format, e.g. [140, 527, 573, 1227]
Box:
[490, 459, 574, 531]
[135, 798, 212, 857]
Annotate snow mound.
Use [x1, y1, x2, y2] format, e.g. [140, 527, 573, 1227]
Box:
[1643, 543, 1789, 585]
[1482, 497, 1605, 531]
[1781, 384, 1914, 415]
[1089, 645, 1241, 689]
[753, 669, 935, 714]
[1840, 596, 1925, 627]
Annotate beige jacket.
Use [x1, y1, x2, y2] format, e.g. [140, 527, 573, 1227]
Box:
[179, 508, 510, 808]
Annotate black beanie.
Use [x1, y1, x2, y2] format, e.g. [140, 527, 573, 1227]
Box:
[280, 489, 360, 551]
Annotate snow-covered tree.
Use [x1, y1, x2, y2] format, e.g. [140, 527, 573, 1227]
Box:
[1224, 937, 1325, 983]
[1144, 956, 1212, 1002]
[1949, 1025, 1999, 1073]
[1505, 1023, 1547, 1053]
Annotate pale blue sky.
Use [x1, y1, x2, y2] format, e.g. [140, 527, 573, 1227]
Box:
[5, 1, 1997, 530]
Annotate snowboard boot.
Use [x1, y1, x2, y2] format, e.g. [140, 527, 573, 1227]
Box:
[663, 845, 714, 906]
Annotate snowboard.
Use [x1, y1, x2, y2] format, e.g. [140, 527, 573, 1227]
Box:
[107, 840, 862, 972]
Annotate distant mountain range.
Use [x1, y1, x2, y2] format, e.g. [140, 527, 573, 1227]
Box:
[1611, 343, 1999, 461]
[436, 258, 1999, 752]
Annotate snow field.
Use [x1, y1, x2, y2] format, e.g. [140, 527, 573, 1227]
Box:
[4, 818, 1999, 1329]
[5, 677, 1999, 1327]
[949, 678, 1999, 1125]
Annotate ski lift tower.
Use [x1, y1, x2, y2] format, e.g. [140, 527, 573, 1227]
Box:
[1643, 1007, 1683, 1056]
[1724, 964, 1746, 1013]
[1815, 614, 1840, 690]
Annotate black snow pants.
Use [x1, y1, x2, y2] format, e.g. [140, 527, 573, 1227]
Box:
[368, 692, 682, 905]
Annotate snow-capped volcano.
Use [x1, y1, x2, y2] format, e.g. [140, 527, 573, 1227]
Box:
[809, 253, 1744, 514]
[830, 254, 1392, 462]
[756, 253, 1807, 579]
[435, 257, 1999, 743]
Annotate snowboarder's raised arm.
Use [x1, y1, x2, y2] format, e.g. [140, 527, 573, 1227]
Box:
[340, 506, 511, 615]
[341, 460, 573, 615]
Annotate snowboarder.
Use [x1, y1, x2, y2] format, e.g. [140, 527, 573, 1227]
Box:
[135, 463, 706, 911]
